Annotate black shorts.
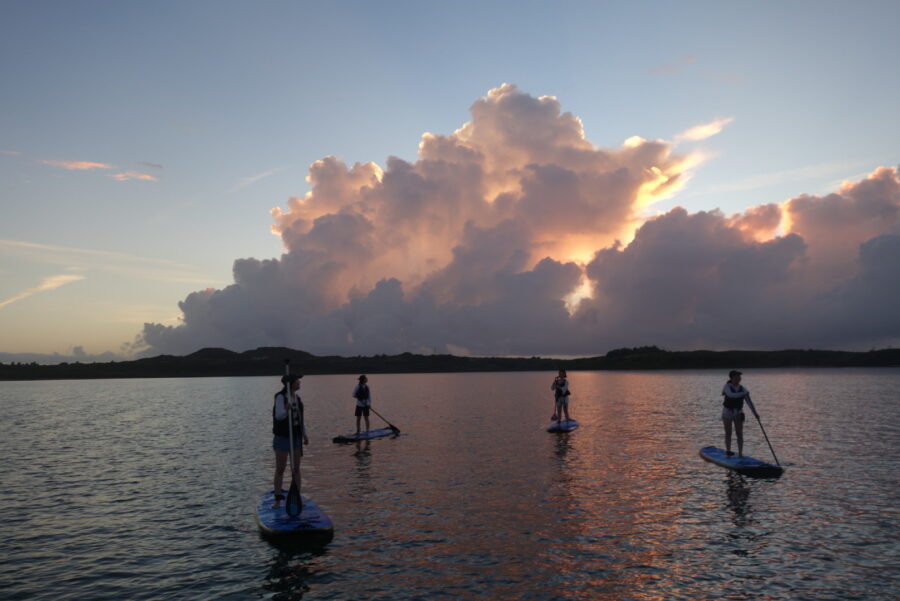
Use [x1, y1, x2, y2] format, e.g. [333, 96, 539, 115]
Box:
[355, 406, 370, 417]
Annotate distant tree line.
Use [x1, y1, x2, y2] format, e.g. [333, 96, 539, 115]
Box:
[1, 345, 899, 381]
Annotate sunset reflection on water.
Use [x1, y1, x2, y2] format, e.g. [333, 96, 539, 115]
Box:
[1, 368, 897, 600]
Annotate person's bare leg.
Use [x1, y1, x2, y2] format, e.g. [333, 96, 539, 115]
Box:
[273, 450, 287, 508]
[723, 418, 733, 454]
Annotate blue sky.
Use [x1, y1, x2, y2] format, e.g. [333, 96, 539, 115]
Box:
[2, 1, 899, 358]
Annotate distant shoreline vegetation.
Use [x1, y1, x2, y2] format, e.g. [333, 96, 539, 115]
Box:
[2, 345, 900, 381]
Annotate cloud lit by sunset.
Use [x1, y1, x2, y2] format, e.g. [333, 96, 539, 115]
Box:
[138, 85, 900, 357]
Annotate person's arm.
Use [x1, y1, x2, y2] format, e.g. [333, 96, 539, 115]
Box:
[722, 384, 747, 399]
[274, 393, 288, 420]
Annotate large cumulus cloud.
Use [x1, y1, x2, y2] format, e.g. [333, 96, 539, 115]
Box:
[139, 85, 900, 356]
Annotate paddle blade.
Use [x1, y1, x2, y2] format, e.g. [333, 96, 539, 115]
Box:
[286, 480, 302, 517]
[389, 424, 400, 435]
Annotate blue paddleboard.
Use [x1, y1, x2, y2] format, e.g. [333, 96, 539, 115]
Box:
[547, 419, 579, 433]
[699, 446, 784, 478]
[332, 427, 396, 443]
[256, 491, 334, 541]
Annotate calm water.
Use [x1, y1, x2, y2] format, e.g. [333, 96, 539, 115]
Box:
[1, 369, 898, 600]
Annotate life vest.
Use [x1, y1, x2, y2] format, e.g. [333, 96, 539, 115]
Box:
[272, 391, 304, 437]
[354, 384, 370, 402]
[723, 384, 745, 410]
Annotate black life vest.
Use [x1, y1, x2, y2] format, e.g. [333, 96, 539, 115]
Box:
[272, 391, 304, 437]
[723, 384, 745, 410]
[354, 384, 370, 402]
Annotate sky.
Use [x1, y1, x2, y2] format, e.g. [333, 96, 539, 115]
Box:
[2, 0, 899, 362]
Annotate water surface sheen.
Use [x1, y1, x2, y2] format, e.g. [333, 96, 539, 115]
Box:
[1, 369, 898, 600]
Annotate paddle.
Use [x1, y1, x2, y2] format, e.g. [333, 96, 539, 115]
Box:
[284, 359, 302, 516]
[745, 394, 780, 466]
[369, 406, 400, 435]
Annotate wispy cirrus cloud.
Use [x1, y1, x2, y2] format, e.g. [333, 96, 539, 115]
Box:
[0, 239, 222, 285]
[674, 117, 735, 143]
[647, 55, 697, 76]
[139, 162, 163, 170]
[1, 150, 22, 156]
[707, 160, 869, 194]
[0, 274, 86, 310]
[231, 167, 285, 192]
[39, 159, 158, 182]
[40, 160, 114, 171]
[108, 170, 158, 182]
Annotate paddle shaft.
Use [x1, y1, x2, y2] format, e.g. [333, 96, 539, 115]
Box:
[284, 360, 301, 514]
[746, 395, 780, 466]
[369, 406, 400, 433]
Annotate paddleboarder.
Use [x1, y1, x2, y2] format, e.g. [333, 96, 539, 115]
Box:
[353, 375, 372, 434]
[551, 369, 571, 422]
[272, 373, 308, 509]
[721, 370, 748, 458]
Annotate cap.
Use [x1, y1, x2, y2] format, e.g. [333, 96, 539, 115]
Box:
[728, 370, 742, 378]
[281, 373, 303, 385]
[358, 374, 368, 381]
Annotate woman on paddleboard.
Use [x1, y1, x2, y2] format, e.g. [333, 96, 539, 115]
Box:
[272, 373, 308, 509]
[353, 375, 372, 434]
[721, 370, 748, 458]
[551, 369, 571, 422]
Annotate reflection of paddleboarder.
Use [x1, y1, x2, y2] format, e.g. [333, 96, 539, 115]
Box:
[353, 375, 372, 434]
[721, 370, 748, 458]
[272, 373, 308, 509]
[550, 369, 571, 422]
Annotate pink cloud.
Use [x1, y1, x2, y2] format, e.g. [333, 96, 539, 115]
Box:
[40, 160, 114, 171]
[136, 86, 900, 356]
[107, 171, 159, 182]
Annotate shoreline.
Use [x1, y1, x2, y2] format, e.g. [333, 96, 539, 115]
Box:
[2, 346, 899, 381]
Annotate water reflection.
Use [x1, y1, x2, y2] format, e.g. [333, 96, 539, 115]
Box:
[261, 547, 328, 601]
[725, 472, 751, 524]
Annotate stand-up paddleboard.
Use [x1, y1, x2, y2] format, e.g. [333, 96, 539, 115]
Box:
[332, 427, 396, 443]
[699, 446, 784, 478]
[547, 419, 579, 433]
[256, 490, 334, 541]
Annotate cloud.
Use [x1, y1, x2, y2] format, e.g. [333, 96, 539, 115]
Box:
[136, 86, 900, 356]
[40, 160, 113, 171]
[231, 167, 285, 192]
[674, 117, 735, 143]
[1, 150, 22, 156]
[0, 274, 86, 310]
[647, 56, 698, 76]
[107, 170, 158, 182]
[705, 160, 866, 194]
[140, 162, 163, 170]
[0, 239, 220, 284]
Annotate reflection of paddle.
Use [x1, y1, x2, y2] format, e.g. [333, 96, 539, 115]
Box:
[746, 394, 780, 466]
[370, 407, 400, 435]
[284, 359, 302, 516]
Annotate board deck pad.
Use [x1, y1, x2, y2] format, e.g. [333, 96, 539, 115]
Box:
[547, 419, 579, 432]
[332, 427, 396, 443]
[699, 446, 784, 478]
[256, 491, 334, 540]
